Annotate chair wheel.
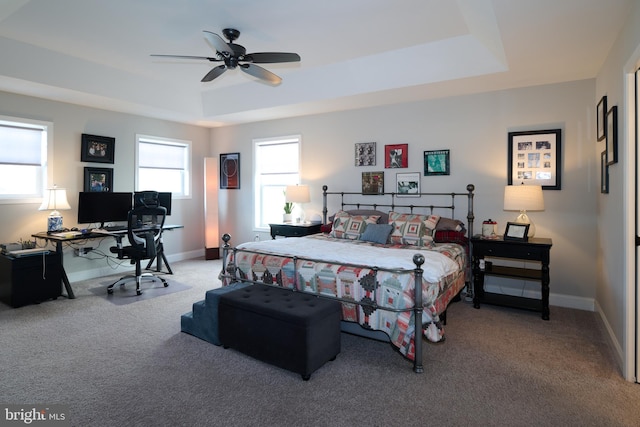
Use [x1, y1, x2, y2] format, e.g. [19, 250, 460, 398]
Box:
[163, 282, 169, 287]
[107, 289, 113, 294]
[301, 374, 311, 381]
[136, 290, 142, 296]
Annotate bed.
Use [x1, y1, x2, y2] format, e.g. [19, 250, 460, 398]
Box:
[220, 184, 475, 372]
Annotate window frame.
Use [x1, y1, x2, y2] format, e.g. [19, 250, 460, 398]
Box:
[135, 134, 192, 199]
[0, 115, 53, 205]
[253, 135, 301, 232]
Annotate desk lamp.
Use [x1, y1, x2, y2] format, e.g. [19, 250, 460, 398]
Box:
[39, 185, 71, 232]
[285, 184, 310, 223]
[503, 183, 544, 237]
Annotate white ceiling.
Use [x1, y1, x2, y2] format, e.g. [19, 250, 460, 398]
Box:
[0, 0, 632, 127]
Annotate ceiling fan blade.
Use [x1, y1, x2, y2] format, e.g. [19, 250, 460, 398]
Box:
[203, 30, 231, 54]
[240, 63, 281, 84]
[245, 52, 301, 63]
[151, 54, 220, 62]
[201, 65, 227, 82]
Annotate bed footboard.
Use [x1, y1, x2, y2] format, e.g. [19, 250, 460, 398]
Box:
[221, 234, 434, 374]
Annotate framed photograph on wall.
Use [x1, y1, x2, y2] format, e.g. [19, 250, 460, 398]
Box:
[384, 144, 408, 168]
[597, 95, 607, 141]
[81, 134, 115, 164]
[606, 106, 618, 166]
[361, 171, 384, 195]
[220, 152, 240, 189]
[508, 129, 561, 190]
[84, 167, 113, 192]
[504, 222, 529, 241]
[396, 172, 420, 197]
[424, 149, 450, 176]
[601, 150, 609, 194]
[355, 142, 376, 166]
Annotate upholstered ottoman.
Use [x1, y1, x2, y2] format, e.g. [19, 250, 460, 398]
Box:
[218, 284, 341, 380]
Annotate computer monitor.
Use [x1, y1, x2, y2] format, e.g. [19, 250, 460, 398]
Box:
[134, 191, 171, 215]
[77, 192, 133, 227]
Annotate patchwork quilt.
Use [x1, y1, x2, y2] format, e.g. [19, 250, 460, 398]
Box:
[222, 234, 467, 361]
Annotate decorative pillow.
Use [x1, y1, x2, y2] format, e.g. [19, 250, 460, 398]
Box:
[359, 223, 393, 244]
[436, 217, 465, 232]
[388, 211, 440, 247]
[330, 211, 380, 240]
[434, 230, 468, 245]
[328, 209, 387, 225]
[320, 223, 333, 233]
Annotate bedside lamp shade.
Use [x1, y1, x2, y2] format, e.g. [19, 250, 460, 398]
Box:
[39, 186, 71, 232]
[285, 185, 310, 223]
[285, 184, 310, 203]
[504, 184, 544, 237]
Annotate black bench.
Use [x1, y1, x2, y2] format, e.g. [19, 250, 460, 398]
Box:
[218, 284, 342, 380]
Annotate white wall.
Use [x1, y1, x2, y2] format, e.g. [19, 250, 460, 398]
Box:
[595, 0, 640, 380]
[212, 79, 597, 308]
[0, 91, 209, 280]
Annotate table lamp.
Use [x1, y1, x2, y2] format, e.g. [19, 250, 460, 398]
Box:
[39, 186, 71, 232]
[503, 183, 544, 237]
[285, 184, 310, 223]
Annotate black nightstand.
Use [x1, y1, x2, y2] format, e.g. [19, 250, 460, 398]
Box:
[470, 235, 553, 320]
[269, 223, 322, 239]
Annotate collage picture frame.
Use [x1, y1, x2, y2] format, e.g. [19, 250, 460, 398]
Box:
[507, 129, 561, 190]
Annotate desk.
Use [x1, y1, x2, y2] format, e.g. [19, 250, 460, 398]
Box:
[32, 224, 183, 299]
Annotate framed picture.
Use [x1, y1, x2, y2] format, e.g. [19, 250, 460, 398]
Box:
[361, 171, 384, 195]
[396, 172, 420, 197]
[508, 129, 561, 190]
[606, 106, 618, 166]
[84, 167, 113, 192]
[597, 95, 607, 141]
[81, 134, 115, 164]
[220, 153, 240, 189]
[384, 144, 408, 168]
[424, 149, 450, 176]
[355, 142, 376, 166]
[504, 222, 529, 241]
[601, 150, 609, 194]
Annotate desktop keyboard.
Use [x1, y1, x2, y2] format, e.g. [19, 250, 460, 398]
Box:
[103, 225, 126, 231]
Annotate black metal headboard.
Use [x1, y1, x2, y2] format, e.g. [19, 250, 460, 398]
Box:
[321, 184, 475, 238]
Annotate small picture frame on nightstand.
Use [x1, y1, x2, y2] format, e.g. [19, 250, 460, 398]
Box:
[504, 222, 529, 241]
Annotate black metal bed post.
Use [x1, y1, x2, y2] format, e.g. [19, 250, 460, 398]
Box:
[322, 185, 329, 224]
[221, 233, 237, 284]
[412, 253, 425, 373]
[465, 184, 475, 301]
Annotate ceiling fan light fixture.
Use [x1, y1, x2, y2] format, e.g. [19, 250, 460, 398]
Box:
[151, 28, 300, 84]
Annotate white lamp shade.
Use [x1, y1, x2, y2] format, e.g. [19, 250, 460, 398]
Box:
[285, 185, 310, 203]
[39, 187, 71, 211]
[503, 185, 544, 211]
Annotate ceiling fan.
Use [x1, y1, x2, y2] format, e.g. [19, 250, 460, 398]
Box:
[151, 28, 301, 85]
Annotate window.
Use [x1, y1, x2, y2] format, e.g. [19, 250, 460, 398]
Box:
[254, 135, 301, 230]
[135, 134, 191, 197]
[0, 115, 52, 204]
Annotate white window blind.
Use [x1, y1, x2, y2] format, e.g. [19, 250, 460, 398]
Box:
[136, 134, 191, 197]
[253, 136, 301, 229]
[0, 116, 50, 201]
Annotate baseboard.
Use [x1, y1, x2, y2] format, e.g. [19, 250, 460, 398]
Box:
[594, 299, 625, 377]
[483, 283, 595, 311]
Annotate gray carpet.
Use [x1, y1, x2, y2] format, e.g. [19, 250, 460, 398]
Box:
[1, 258, 639, 427]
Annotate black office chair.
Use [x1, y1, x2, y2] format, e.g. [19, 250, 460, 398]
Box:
[107, 192, 168, 296]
